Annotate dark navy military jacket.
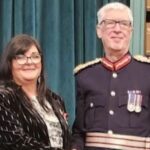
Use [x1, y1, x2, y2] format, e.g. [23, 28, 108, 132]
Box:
[71, 55, 150, 150]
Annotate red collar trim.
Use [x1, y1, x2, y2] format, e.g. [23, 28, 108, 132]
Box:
[101, 54, 131, 71]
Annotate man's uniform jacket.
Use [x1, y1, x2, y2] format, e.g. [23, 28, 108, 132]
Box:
[71, 54, 150, 150]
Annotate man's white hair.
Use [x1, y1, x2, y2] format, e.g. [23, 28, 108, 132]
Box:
[97, 2, 133, 26]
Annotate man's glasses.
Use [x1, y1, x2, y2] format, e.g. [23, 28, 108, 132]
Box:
[14, 53, 41, 65]
[100, 19, 132, 29]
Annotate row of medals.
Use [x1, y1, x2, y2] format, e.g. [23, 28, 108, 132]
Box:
[127, 90, 142, 113]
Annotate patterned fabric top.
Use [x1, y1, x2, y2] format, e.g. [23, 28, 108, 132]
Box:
[31, 96, 63, 148]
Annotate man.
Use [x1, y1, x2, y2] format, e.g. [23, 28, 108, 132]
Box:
[71, 2, 150, 150]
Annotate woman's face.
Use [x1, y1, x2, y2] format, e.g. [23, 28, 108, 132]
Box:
[12, 45, 42, 86]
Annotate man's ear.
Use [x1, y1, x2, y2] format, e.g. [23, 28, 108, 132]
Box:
[96, 25, 102, 38]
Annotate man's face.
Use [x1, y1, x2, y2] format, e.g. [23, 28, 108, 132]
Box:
[97, 9, 133, 55]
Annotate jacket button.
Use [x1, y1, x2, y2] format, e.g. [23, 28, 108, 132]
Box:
[109, 110, 114, 115]
[108, 130, 113, 134]
[112, 72, 117, 78]
[110, 91, 116, 96]
[90, 102, 94, 108]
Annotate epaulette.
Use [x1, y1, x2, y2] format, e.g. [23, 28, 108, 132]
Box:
[133, 55, 150, 63]
[74, 58, 101, 74]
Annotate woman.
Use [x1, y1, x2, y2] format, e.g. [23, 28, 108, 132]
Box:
[0, 34, 70, 150]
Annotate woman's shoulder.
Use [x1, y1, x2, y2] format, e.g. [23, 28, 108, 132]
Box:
[0, 80, 20, 99]
[46, 89, 65, 108]
[46, 89, 62, 101]
[0, 81, 10, 95]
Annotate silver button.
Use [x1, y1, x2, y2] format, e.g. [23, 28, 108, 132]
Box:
[109, 110, 114, 115]
[112, 72, 117, 78]
[108, 130, 113, 134]
[90, 102, 94, 108]
[110, 91, 116, 97]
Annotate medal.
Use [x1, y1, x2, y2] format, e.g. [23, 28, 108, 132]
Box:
[127, 90, 142, 113]
[135, 94, 142, 113]
[127, 91, 136, 112]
